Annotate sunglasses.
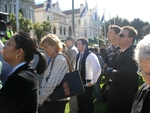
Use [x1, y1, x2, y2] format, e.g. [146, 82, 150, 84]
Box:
[119, 34, 128, 38]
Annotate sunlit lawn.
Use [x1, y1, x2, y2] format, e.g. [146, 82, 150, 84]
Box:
[65, 75, 144, 113]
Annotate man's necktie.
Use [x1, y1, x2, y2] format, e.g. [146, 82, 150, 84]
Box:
[79, 54, 83, 73]
[116, 51, 123, 66]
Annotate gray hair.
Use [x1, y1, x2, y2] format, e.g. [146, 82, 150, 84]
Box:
[134, 34, 150, 65]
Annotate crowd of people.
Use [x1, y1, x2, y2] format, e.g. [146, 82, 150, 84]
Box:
[0, 21, 149, 113]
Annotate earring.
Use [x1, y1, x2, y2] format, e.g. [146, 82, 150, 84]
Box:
[15, 54, 18, 59]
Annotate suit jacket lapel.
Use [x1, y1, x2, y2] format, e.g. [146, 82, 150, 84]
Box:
[116, 46, 133, 69]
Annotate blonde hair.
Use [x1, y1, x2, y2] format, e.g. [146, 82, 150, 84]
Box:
[40, 34, 63, 53]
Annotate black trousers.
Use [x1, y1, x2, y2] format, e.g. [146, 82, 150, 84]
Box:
[77, 86, 94, 113]
[39, 100, 67, 113]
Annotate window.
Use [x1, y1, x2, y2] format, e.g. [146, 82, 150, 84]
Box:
[47, 16, 49, 21]
[84, 19, 86, 26]
[64, 27, 65, 35]
[84, 30, 87, 37]
[9, 4, 11, 13]
[5, 5, 7, 13]
[14, 5, 16, 13]
[78, 19, 80, 26]
[53, 27, 56, 34]
[90, 30, 91, 36]
[60, 26, 62, 34]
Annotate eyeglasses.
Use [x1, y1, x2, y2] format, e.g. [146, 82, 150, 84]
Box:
[5, 42, 16, 47]
[119, 34, 128, 38]
[137, 68, 150, 76]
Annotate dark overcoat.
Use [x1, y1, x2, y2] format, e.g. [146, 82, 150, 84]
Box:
[106, 46, 139, 113]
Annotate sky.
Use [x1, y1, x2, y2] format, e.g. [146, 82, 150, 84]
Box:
[35, 0, 150, 22]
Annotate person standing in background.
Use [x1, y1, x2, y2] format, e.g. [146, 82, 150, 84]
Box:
[65, 36, 78, 113]
[104, 25, 121, 68]
[76, 37, 101, 113]
[90, 47, 104, 102]
[2, 22, 13, 44]
[100, 43, 107, 61]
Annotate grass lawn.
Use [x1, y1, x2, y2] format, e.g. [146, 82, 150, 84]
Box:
[65, 75, 144, 113]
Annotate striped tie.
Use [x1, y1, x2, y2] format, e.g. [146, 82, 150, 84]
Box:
[79, 54, 83, 73]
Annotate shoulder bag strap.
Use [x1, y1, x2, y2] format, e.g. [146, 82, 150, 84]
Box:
[50, 53, 72, 72]
[46, 53, 72, 82]
[58, 53, 72, 72]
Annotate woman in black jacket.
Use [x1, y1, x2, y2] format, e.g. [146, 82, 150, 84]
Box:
[0, 32, 47, 113]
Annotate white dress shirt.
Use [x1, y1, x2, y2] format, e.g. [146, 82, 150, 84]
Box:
[77, 52, 101, 85]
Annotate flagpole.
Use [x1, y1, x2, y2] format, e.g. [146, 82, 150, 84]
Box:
[109, 13, 111, 25]
[16, 0, 19, 31]
[72, 0, 75, 37]
[96, 2, 100, 51]
[50, 0, 53, 34]
[96, 3, 98, 37]
[114, 16, 115, 25]
[103, 8, 106, 44]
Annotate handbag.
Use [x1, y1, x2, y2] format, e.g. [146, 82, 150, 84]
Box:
[48, 53, 85, 101]
[101, 82, 109, 103]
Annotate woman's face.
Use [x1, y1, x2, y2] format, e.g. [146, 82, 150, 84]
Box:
[139, 57, 150, 85]
[3, 37, 18, 63]
[42, 42, 56, 57]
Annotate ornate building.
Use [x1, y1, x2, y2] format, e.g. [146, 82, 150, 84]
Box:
[0, 0, 35, 22]
[35, 1, 100, 39]
[0, 0, 100, 40]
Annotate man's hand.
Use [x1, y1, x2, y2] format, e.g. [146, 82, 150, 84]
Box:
[88, 82, 93, 87]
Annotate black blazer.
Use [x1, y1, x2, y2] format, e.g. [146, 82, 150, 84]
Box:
[106, 46, 139, 113]
[0, 63, 38, 113]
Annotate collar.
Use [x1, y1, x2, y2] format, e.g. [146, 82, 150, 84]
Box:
[68, 45, 74, 49]
[10, 62, 27, 75]
[120, 46, 131, 52]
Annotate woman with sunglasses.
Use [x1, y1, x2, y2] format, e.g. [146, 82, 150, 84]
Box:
[0, 32, 47, 113]
[131, 34, 150, 113]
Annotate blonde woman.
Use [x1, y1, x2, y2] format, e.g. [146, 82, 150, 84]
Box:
[39, 34, 69, 113]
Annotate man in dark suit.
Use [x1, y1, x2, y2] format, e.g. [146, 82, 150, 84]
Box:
[106, 26, 139, 113]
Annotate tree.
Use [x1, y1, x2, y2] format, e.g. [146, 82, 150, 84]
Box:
[100, 16, 149, 42]
[33, 21, 51, 42]
[130, 18, 149, 40]
[141, 24, 150, 38]
[8, 13, 33, 33]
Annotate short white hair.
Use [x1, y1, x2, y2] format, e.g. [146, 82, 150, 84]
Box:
[134, 34, 150, 65]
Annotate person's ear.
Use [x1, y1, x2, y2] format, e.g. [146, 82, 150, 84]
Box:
[16, 48, 24, 58]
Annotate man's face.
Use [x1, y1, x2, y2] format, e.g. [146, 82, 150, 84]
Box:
[7, 25, 12, 30]
[65, 40, 70, 48]
[76, 40, 85, 52]
[107, 29, 118, 41]
[118, 29, 132, 48]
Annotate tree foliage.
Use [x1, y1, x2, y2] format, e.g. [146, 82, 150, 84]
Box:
[8, 13, 33, 33]
[100, 16, 149, 42]
[33, 21, 51, 42]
